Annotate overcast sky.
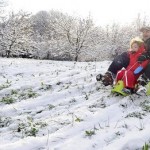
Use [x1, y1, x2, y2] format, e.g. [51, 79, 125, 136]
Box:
[8, 0, 150, 26]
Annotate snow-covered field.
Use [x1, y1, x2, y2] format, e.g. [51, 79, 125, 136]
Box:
[0, 58, 150, 150]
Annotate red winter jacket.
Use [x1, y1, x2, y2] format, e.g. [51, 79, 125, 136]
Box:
[116, 45, 150, 89]
[126, 45, 149, 71]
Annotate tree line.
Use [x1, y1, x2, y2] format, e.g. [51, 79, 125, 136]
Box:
[0, 0, 149, 61]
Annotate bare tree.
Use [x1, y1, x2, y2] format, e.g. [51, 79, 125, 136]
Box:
[133, 13, 148, 32]
[52, 13, 94, 61]
[31, 11, 52, 41]
[0, 0, 8, 21]
[0, 11, 33, 57]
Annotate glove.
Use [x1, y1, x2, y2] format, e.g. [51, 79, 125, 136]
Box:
[137, 54, 147, 62]
[134, 66, 143, 74]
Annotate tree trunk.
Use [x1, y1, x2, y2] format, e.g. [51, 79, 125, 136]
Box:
[6, 50, 10, 58]
[75, 54, 78, 61]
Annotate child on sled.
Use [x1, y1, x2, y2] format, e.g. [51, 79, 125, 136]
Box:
[114, 37, 150, 95]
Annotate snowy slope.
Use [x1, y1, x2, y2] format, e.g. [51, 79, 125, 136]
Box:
[0, 58, 150, 150]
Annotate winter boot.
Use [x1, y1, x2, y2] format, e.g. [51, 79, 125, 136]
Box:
[136, 85, 147, 96]
[101, 71, 114, 86]
[122, 88, 132, 95]
[96, 74, 103, 81]
[136, 75, 148, 95]
[96, 71, 114, 86]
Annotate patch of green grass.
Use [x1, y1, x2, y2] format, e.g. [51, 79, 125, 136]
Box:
[142, 143, 149, 150]
[141, 100, 150, 112]
[125, 112, 145, 119]
[19, 88, 39, 100]
[40, 82, 52, 91]
[27, 89, 37, 98]
[0, 80, 11, 90]
[75, 117, 83, 122]
[85, 130, 95, 137]
[11, 89, 18, 95]
[142, 105, 150, 112]
[18, 118, 47, 137]
[1, 96, 15, 104]
[48, 104, 55, 110]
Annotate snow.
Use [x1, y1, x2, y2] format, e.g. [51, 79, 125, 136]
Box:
[0, 58, 150, 150]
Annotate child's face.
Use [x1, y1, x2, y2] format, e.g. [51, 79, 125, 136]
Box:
[131, 43, 139, 52]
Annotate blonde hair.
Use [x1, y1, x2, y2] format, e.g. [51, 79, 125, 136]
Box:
[130, 37, 144, 48]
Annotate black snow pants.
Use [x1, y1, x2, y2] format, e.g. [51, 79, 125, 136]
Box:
[108, 52, 130, 75]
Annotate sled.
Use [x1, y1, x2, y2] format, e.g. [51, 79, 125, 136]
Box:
[111, 80, 128, 96]
[146, 82, 150, 96]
